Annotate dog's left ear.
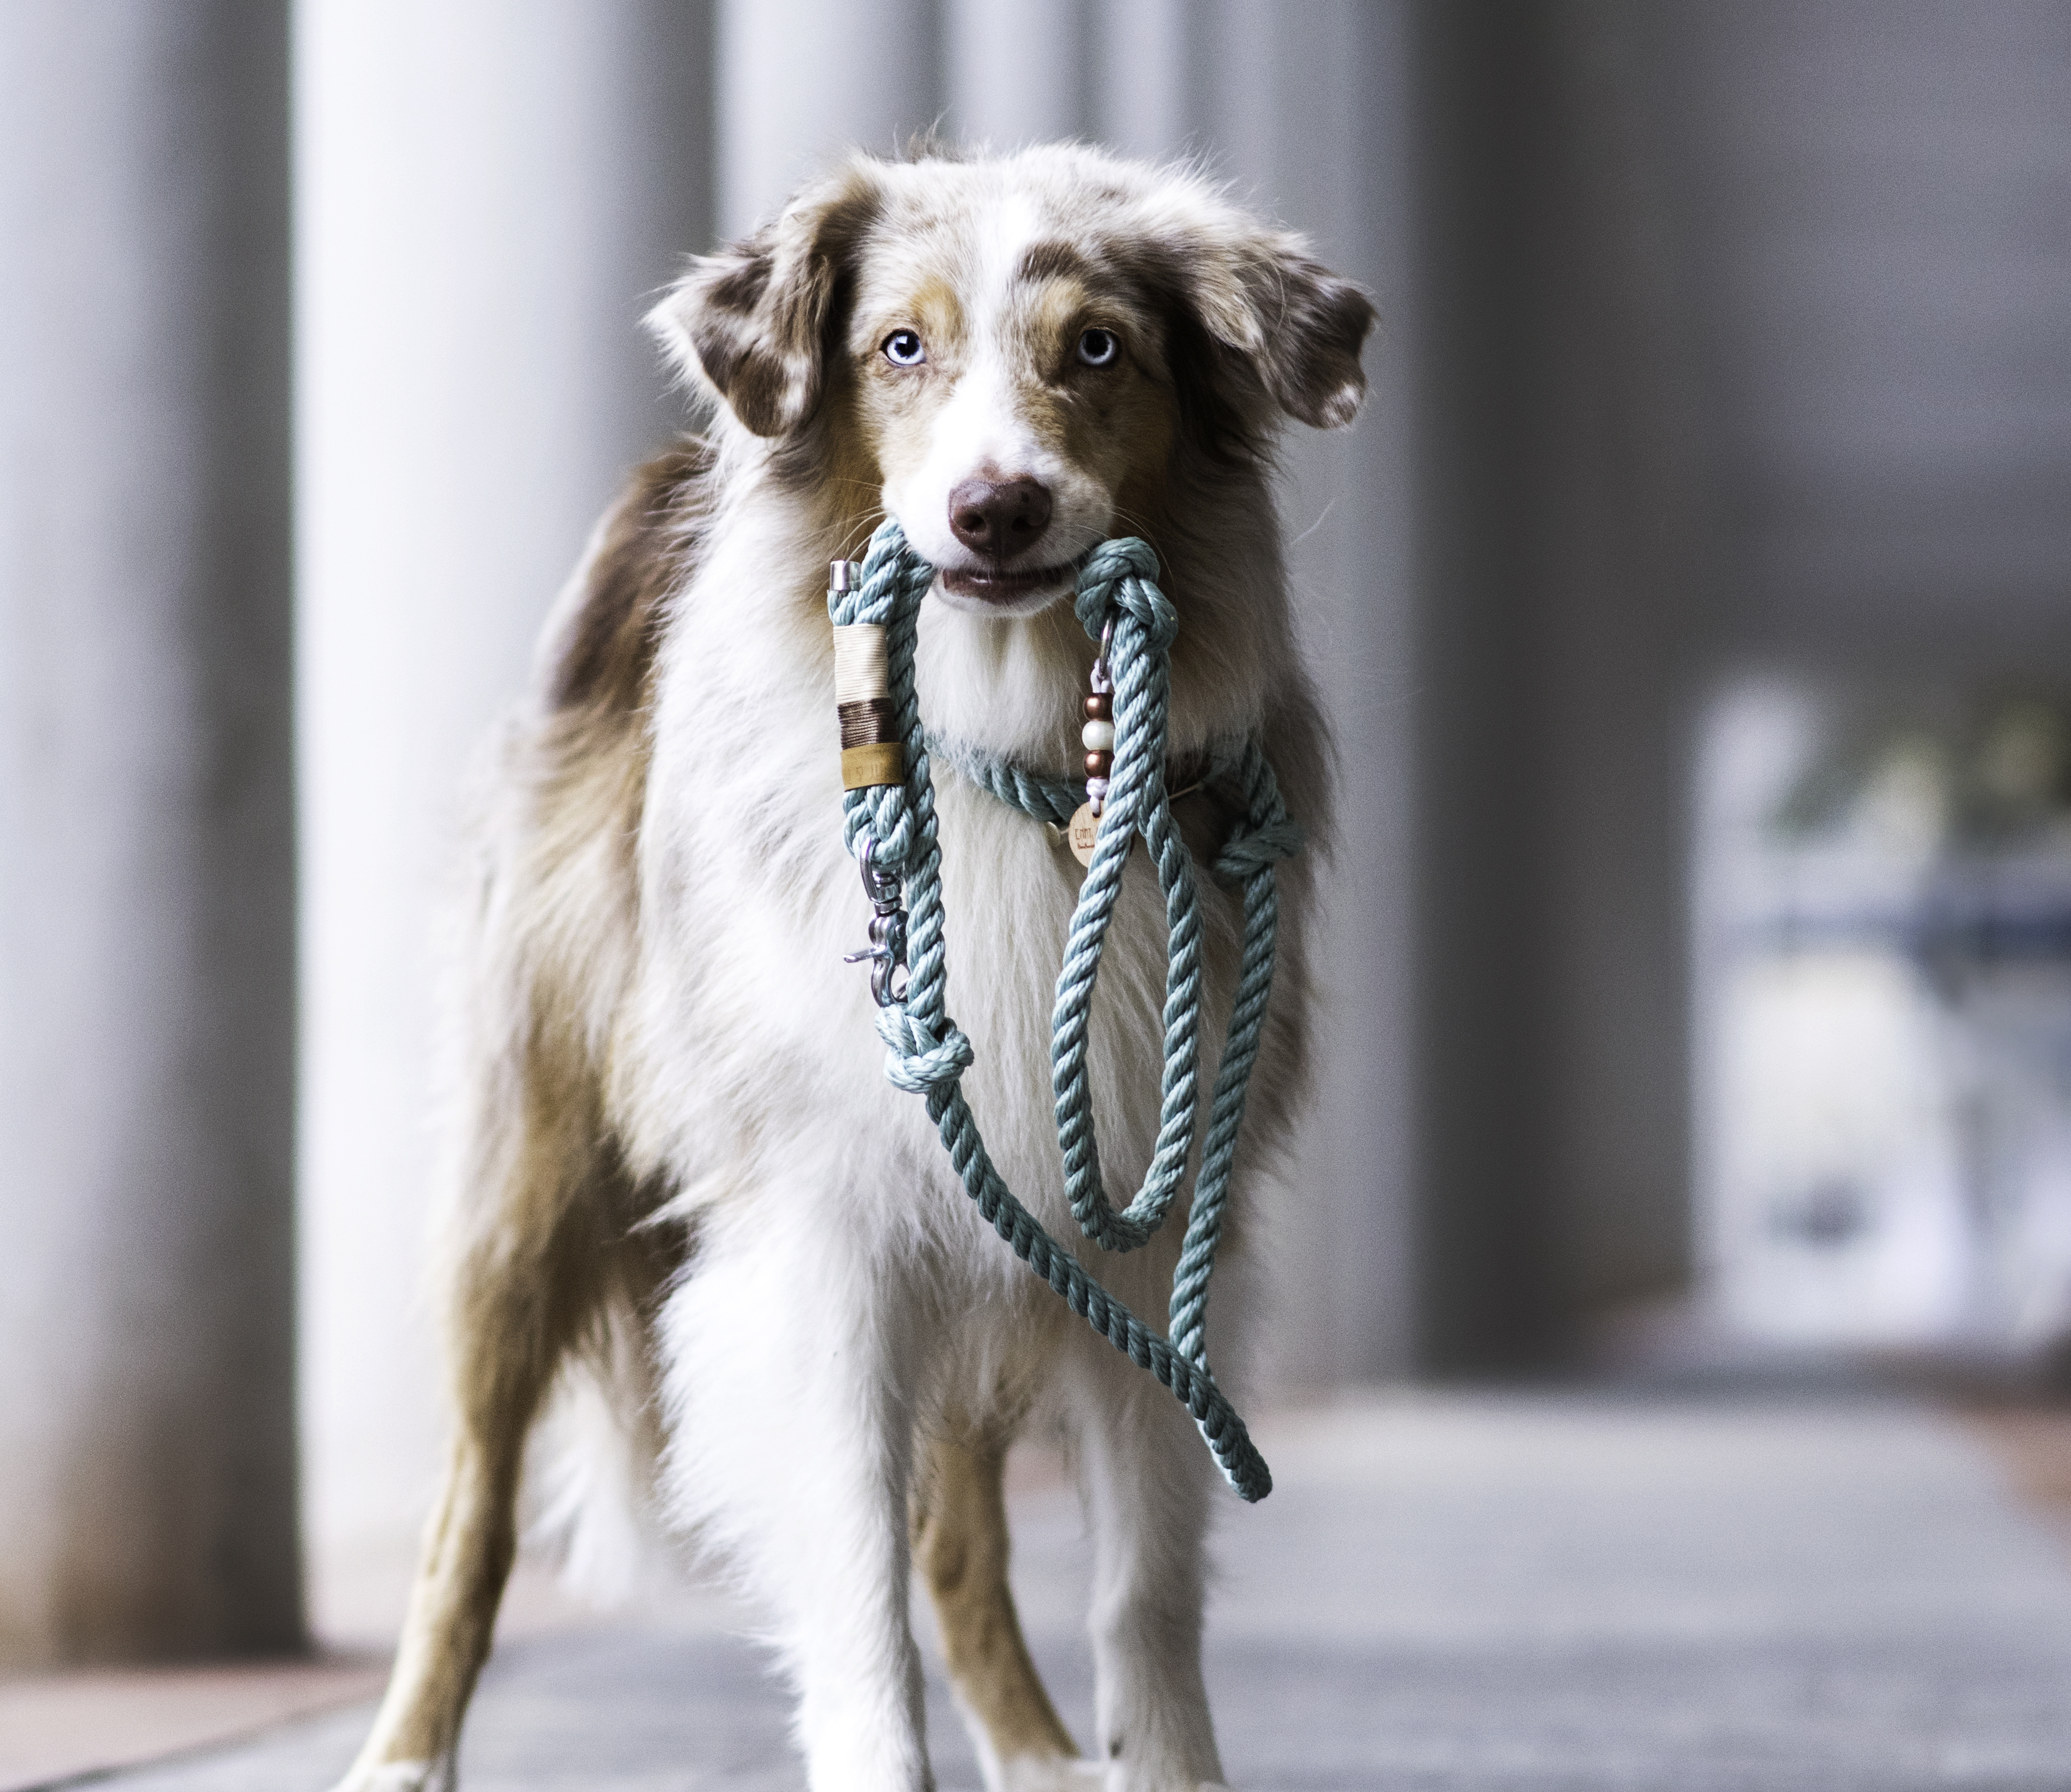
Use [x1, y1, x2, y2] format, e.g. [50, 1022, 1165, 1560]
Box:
[1177, 230, 1376, 430]
[649, 166, 880, 438]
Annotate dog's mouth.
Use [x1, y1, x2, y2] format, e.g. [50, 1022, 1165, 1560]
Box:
[938, 562, 1075, 604]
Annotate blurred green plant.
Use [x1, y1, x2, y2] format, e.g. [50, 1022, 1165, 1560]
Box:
[1767, 696, 2071, 852]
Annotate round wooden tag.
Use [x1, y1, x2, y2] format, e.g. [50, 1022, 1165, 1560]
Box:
[1067, 801, 1101, 868]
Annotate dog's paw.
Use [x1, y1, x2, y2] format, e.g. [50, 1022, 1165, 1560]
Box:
[326, 1760, 448, 1792]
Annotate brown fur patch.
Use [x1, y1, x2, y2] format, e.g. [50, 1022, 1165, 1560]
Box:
[1110, 241, 1263, 469]
[1015, 239, 1094, 286]
[770, 348, 889, 552]
[658, 170, 886, 439]
[548, 441, 712, 716]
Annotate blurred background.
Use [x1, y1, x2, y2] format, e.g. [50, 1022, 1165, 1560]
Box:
[3, 0, 2069, 1679]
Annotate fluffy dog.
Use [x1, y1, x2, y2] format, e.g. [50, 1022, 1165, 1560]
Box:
[336, 142, 1372, 1792]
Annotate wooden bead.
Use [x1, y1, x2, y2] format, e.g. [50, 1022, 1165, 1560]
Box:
[1084, 692, 1111, 720]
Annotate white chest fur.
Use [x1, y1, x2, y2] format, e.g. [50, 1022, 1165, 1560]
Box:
[621, 534, 1246, 1308]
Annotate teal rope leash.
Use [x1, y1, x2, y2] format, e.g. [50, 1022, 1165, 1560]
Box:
[827, 520, 1302, 1502]
[921, 733, 1083, 828]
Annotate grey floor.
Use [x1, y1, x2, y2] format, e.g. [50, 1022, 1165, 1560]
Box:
[83, 1392, 2071, 1791]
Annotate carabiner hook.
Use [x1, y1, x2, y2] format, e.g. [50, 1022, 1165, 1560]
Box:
[1091, 616, 1115, 693]
[843, 837, 910, 1006]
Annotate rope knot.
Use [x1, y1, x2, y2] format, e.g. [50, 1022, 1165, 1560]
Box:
[1213, 814, 1306, 885]
[875, 1008, 974, 1096]
[1073, 537, 1177, 653]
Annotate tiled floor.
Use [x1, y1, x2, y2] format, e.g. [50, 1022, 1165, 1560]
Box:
[26, 1391, 2071, 1791]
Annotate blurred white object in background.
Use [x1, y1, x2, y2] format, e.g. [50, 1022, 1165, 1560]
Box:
[1714, 949, 1970, 1344]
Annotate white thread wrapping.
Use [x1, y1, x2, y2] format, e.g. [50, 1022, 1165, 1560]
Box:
[832, 624, 889, 705]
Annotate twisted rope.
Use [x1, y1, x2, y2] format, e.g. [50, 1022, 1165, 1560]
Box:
[830, 520, 1302, 1502]
[922, 734, 1082, 828]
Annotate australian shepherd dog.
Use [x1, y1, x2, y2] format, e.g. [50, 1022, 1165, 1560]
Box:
[336, 142, 1372, 1792]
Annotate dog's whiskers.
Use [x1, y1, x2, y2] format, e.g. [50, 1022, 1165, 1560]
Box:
[833, 506, 889, 561]
[1106, 505, 1174, 575]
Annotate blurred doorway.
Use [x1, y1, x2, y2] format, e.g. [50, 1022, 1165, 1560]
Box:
[1696, 682, 2071, 1361]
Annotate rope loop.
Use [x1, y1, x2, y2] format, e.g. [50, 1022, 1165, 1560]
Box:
[827, 518, 1300, 1504]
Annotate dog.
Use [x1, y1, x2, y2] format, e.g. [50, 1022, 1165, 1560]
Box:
[334, 140, 1372, 1792]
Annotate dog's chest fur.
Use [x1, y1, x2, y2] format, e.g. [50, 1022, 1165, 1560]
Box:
[607, 478, 1253, 1311]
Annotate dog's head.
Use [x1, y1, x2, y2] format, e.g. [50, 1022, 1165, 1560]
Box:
[651, 145, 1374, 618]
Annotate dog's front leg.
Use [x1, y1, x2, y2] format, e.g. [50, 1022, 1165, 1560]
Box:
[1070, 1344, 1230, 1792]
[661, 1216, 934, 1792]
[912, 1429, 1097, 1792]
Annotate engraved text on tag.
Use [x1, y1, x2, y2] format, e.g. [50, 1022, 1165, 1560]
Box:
[1067, 801, 1101, 868]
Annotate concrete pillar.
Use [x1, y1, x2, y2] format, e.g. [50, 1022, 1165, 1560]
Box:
[296, 0, 714, 1580]
[0, 2, 299, 1663]
[1514, 6, 1709, 1333]
[1401, 1, 1555, 1372]
[1189, 2, 1421, 1384]
[1401, 1, 1714, 1368]
[1089, 0, 1192, 158]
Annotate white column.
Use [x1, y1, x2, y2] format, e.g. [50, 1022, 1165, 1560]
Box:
[295, 0, 714, 1593]
[1244, 2, 1421, 1385]
[0, 1, 299, 1663]
[717, 0, 941, 237]
[944, 0, 1086, 147]
[1090, 0, 1192, 159]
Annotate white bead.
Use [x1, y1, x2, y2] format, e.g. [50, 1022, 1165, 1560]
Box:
[1082, 718, 1116, 752]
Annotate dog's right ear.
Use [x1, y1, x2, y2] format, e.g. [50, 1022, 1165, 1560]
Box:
[649, 168, 880, 438]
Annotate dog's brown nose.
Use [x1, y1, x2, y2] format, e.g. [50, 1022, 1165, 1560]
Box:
[947, 477, 1053, 559]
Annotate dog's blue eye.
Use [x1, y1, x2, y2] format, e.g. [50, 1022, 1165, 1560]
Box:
[882, 330, 927, 367]
[1077, 328, 1118, 367]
